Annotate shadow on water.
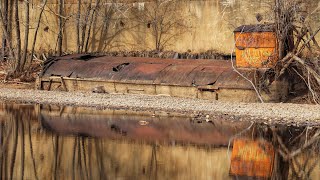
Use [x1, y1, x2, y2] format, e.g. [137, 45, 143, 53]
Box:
[0, 103, 320, 180]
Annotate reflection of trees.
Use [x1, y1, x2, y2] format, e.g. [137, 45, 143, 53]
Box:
[271, 126, 320, 180]
[1, 105, 160, 179]
[0, 105, 35, 180]
[233, 124, 320, 180]
[148, 143, 158, 180]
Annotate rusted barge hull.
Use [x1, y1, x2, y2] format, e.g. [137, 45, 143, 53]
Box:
[37, 54, 288, 102]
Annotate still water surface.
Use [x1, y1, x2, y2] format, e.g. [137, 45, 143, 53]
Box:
[0, 103, 319, 180]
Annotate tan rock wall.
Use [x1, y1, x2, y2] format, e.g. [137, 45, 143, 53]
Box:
[1, 0, 320, 54]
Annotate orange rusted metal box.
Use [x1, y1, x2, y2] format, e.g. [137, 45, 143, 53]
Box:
[229, 138, 275, 178]
[234, 24, 278, 68]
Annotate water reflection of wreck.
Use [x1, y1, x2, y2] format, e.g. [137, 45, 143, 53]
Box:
[39, 104, 251, 146]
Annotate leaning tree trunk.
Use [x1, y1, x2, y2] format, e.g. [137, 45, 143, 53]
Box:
[21, 0, 30, 71]
[58, 0, 64, 56]
[1, 0, 8, 59]
[80, 0, 92, 53]
[14, 0, 21, 73]
[29, 0, 48, 69]
[0, 1, 15, 63]
[76, 0, 81, 53]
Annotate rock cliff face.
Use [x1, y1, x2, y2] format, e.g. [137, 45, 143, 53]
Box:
[2, 0, 318, 54]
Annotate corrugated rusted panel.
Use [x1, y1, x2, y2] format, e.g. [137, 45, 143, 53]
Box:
[235, 31, 278, 68]
[230, 138, 275, 178]
[213, 69, 255, 90]
[235, 32, 276, 48]
[70, 61, 116, 79]
[110, 63, 170, 83]
[188, 65, 229, 86]
[43, 60, 86, 77]
[41, 54, 253, 89]
[154, 64, 200, 86]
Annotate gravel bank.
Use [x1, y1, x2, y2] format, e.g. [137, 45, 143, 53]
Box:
[0, 87, 320, 125]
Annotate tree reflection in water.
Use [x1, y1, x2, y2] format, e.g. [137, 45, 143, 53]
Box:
[270, 125, 320, 180]
[0, 103, 319, 180]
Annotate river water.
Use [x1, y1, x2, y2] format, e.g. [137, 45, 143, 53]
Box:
[0, 103, 319, 179]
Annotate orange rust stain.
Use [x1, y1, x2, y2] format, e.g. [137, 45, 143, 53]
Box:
[235, 32, 278, 68]
[230, 138, 275, 178]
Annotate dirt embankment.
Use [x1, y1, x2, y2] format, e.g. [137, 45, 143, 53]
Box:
[0, 87, 319, 125]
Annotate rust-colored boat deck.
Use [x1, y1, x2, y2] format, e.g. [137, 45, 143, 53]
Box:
[38, 54, 287, 102]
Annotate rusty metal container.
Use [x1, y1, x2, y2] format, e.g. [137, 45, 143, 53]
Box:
[229, 138, 275, 178]
[234, 24, 278, 68]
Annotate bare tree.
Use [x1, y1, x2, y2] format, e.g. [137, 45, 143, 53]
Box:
[133, 0, 192, 51]
[57, 0, 64, 56]
[14, 0, 21, 73]
[76, 0, 81, 53]
[0, 0, 14, 64]
[29, 0, 48, 68]
[21, 0, 30, 71]
[1, 0, 9, 59]
[95, 1, 133, 52]
[72, 0, 133, 53]
[0, 0, 50, 78]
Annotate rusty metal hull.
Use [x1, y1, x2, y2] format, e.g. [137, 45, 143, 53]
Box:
[38, 54, 288, 102]
[41, 54, 241, 87]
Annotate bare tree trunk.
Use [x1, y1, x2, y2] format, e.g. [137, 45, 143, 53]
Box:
[29, 0, 48, 69]
[1, 0, 8, 59]
[275, 0, 283, 59]
[58, 0, 64, 56]
[84, 1, 95, 53]
[97, 6, 114, 52]
[14, 0, 21, 73]
[90, 1, 101, 52]
[0, 2, 15, 63]
[80, 0, 92, 53]
[8, 0, 13, 40]
[21, 0, 30, 71]
[84, 0, 101, 53]
[1, 0, 14, 60]
[76, 0, 81, 53]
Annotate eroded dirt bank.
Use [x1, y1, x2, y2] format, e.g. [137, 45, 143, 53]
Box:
[0, 87, 319, 125]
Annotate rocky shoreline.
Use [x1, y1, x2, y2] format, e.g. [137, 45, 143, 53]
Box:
[0, 87, 319, 125]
